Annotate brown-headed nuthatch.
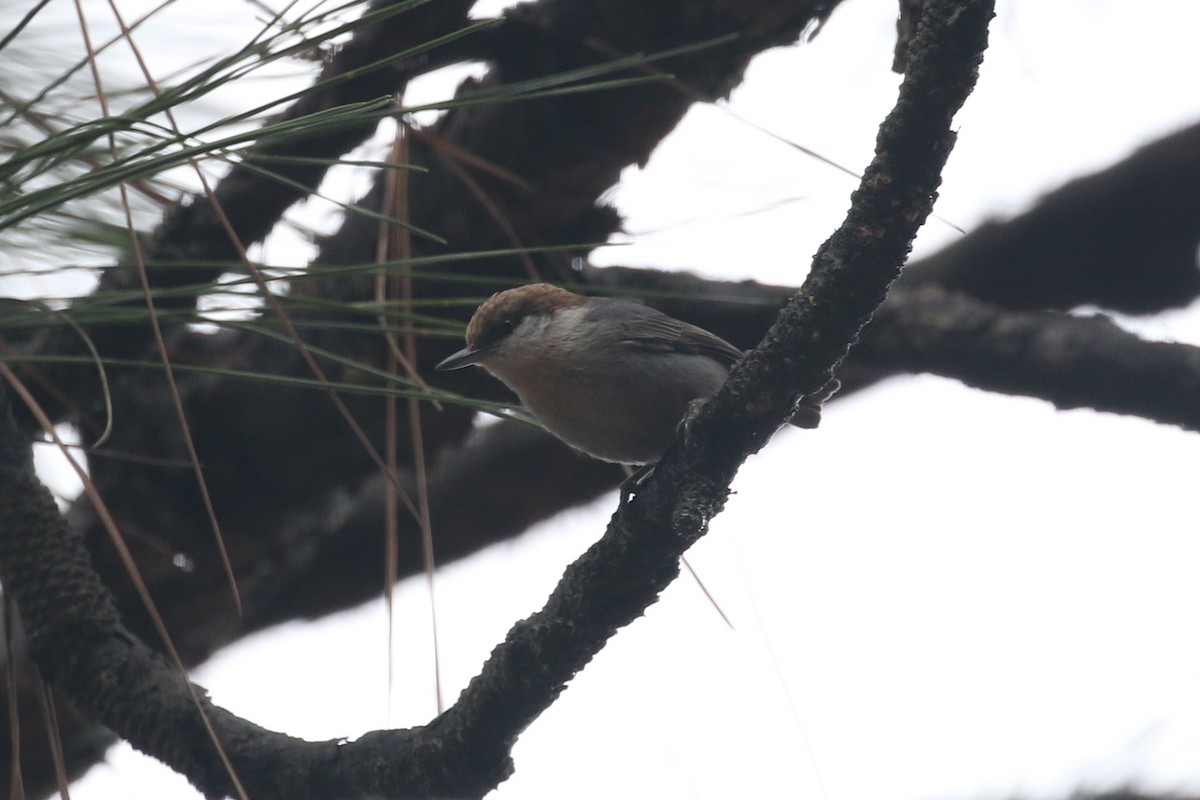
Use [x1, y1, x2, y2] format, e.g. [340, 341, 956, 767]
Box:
[436, 283, 832, 466]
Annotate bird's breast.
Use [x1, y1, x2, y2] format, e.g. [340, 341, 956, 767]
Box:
[492, 348, 729, 465]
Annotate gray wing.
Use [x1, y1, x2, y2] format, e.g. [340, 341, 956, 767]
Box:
[586, 298, 745, 366]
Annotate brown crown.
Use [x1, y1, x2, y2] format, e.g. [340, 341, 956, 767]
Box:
[465, 283, 588, 349]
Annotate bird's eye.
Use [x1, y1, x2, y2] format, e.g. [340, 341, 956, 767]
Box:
[500, 318, 517, 335]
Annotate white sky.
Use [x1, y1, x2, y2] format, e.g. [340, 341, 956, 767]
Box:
[28, 0, 1200, 797]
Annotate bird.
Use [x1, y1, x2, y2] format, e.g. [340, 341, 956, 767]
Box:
[436, 283, 832, 466]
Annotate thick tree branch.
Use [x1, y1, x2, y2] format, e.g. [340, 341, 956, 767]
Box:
[861, 285, 1200, 430]
[904, 122, 1200, 314]
[0, 401, 427, 800]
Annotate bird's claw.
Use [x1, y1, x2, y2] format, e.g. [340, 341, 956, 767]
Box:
[619, 463, 655, 505]
[790, 377, 841, 429]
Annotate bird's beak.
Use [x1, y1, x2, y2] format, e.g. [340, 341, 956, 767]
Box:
[435, 346, 484, 371]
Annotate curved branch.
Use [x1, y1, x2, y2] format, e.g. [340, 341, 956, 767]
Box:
[0, 423, 435, 800]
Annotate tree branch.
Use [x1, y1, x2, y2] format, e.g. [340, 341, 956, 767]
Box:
[903, 122, 1200, 314]
[860, 285, 1200, 431]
